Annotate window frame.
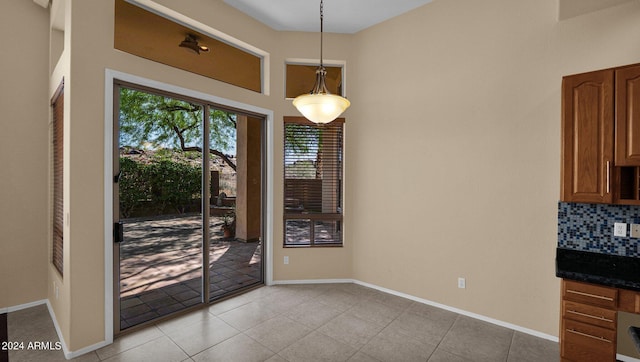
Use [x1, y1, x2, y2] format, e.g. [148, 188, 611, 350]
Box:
[283, 116, 344, 247]
[51, 80, 64, 276]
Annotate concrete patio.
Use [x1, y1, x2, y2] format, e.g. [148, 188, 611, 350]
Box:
[118, 214, 262, 329]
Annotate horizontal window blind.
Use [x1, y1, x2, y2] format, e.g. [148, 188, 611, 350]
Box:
[284, 116, 343, 246]
[52, 82, 64, 276]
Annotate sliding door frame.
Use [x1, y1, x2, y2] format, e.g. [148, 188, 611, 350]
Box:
[104, 69, 274, 339]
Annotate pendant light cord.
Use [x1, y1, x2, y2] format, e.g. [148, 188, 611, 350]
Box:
[320, 0, 324, 68]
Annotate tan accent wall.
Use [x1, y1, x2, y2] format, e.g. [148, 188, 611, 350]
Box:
[0, 0, 50, 309]
[114, 0, 262, 93]
[348, 0, 640, 337]
[285, 64, 343, 99]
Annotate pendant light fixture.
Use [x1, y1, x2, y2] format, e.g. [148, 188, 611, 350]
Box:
[293, 0, 350, 124]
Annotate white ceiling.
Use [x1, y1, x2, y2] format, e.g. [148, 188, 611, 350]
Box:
[223, 0, 434, 34]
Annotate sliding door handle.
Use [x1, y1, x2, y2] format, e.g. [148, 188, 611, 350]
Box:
[114, 222, 124, 243]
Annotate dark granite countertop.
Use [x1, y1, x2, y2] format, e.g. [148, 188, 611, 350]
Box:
[556, 248, 640, 291]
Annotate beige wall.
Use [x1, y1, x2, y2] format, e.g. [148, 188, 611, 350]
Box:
[0, 0, 50, 309]
[348, 0, 640, 336]
[6, 0, 640, 353]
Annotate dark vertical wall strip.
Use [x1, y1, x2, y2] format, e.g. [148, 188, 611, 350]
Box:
[0, 313, 8, 362]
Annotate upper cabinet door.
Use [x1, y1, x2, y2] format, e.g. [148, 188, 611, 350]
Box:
[615, 65, 640, 166]
[561, 69, 614, 203]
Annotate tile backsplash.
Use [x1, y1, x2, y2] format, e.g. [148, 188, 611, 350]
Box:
[558, 202, 640, 257]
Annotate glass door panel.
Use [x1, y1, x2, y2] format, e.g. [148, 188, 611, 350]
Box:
[208, 110, 263, 300]
[117, 86, 204, 330]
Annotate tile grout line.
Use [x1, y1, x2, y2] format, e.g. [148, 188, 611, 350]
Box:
[505, 330, 517, 362]
[158, 322, 193, 360]
[312, 286, 409, 362]
[425, 313, 461, 362]
[199, 286, 323, 361]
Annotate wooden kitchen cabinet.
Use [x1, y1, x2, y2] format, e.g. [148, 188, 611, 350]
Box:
[561, 63, 640, 204]
[559, 280, 640, 361]
[614, 65, 640, 204]
[615, 64, 640, 166]
[560, 280, 618, 362]
[561, 69, 614, 203]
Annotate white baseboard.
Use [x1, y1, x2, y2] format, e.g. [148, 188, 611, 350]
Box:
[353, 280, 558, 342]
[44, 300, 71, 358]
[618, 354, 640, 362]
[272, 278, 354, 285]
[1, 299, 48, 314]
[43, 300, 110, 360]
[275, 278, 559, 343]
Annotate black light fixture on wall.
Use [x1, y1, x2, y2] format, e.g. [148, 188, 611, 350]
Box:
[179, 34, 210, 55]
[293, 0, 350, 124]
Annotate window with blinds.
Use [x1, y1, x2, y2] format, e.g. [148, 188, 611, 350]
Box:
[52, 81, 64, 276]
[284, 116, 343, 247]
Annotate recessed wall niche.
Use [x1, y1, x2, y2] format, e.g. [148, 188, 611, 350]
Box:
[114, 0, 262, 93]
[285, 64, 343, 99]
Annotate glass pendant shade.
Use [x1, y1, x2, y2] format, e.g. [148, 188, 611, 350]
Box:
[293, 93, 350, 124]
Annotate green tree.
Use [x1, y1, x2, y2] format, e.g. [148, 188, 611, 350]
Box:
[284, 123, 325, 179]
[119, 87, 237, 170]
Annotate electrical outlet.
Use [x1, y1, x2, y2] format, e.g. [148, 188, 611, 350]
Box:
[284, 256, 289, 265]
[55, 284, 59, 299]
[631, 224, 640, 238]
[614, 223, 627, 237]
[457, 277, 466, 289]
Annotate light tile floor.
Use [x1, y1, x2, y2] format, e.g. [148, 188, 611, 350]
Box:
[7, 283, 559, 362]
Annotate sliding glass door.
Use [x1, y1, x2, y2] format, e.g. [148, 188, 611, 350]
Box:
[113, 83, 264, 332]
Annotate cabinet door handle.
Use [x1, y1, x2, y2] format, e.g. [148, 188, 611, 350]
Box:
[567, 329, 612, 343]
[566, 289, 614, 301]
[566, 309, 613, 323]
[606, 161, 610, 194]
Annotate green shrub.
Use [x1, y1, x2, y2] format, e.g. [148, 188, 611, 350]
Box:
[119, 156, 201, 218]
[119, 157, 148, 218]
